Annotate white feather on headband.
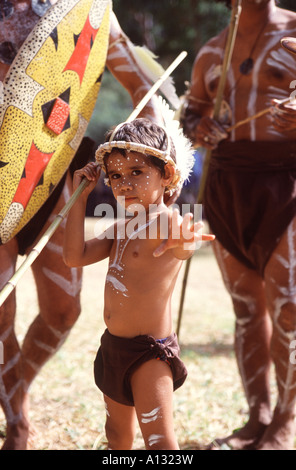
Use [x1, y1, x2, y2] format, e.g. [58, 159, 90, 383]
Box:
[158, 97, 195, 187]
[95, 97, 195, 191]
[126, 42, 181, 110]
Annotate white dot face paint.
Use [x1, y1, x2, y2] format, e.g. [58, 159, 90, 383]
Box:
[105, 150, 164, 212]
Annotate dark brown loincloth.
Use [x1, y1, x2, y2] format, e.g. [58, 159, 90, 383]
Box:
[94, 329, 187, 406]
[204, 140, 296, 277]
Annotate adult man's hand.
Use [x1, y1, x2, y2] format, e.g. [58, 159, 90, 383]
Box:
[195, 116, 228, 149]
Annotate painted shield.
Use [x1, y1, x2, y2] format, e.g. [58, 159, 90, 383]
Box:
[0, 0, 111, 244]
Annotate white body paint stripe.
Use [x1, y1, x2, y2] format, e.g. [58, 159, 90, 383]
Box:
[141, 406, 162, 424]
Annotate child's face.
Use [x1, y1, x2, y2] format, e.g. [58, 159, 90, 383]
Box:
[105, 150, 171, 210]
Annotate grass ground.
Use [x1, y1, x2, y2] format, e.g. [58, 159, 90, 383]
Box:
[0, 219, 265, 450]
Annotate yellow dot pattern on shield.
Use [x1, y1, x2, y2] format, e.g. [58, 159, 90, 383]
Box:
[0, 0, 111, 243]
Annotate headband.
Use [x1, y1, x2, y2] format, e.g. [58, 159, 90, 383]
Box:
[95, 98, 195, 192]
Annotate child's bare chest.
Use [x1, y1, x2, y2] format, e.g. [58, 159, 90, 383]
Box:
[109, 232, 158, 274]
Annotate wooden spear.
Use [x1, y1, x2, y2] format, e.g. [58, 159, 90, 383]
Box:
[226, 96, 293, 132]
[176, 0, 242, 338]
[0, 50, 187, 307]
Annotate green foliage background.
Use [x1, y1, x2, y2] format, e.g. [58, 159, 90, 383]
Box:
[86, 0, 296, 145]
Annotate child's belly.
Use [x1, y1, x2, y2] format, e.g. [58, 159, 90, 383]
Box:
[103, 279, 173, 339]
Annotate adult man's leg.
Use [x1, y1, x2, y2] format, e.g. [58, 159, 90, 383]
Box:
[0, 176, 82, 449]
[258, 219, 296, 450]
[0, 238, 28, 450]
[210, 240, 273, 450]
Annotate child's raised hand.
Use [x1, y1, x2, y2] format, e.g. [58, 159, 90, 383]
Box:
[153, 209, 215, 259]
[73, 162, 101, 197]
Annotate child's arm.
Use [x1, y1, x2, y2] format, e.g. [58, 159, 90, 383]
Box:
[63, 163, 113, 267]
[153, 209, 215, 260]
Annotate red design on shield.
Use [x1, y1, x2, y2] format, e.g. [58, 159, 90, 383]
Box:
[12, 142, 54, 209]
[64, 15, 99, 84]
[45, 97, 71, 135]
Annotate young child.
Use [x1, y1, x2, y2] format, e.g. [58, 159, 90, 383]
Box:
[63, 117, 215, 450]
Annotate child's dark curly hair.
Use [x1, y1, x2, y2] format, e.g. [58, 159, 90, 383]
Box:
[104, 118, 176, 178]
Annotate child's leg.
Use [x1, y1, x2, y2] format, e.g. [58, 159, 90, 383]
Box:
[131, 359, 179, 450]
[103, 394, 137, 450]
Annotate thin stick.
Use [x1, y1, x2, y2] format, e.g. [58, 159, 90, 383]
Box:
[193, 97, 293, 150]
[176, 255, 192, 336]
[197, 0, 242, 205]
[128, 51, 187, 123]
[0, 51, 187, 307]
[227, 96, 292, 132]
[176, 0, 242, 338]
